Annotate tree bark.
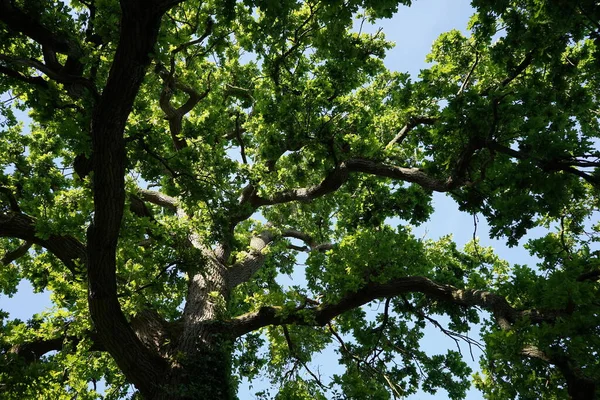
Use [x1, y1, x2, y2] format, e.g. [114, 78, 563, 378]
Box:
[85, 1, 181, 397]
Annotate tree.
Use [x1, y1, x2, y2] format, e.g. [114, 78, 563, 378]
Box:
[0, 0, 599, 398]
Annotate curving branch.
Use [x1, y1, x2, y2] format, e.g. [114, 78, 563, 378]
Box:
[0, 55, 96, 97]
[0, 1, 100, 100]
[227, 273, 596, 398]
[280, 228, 333, 252]
[249, 158, 461, 208]
[138, 188, 181, 212]
[577, 269, 600, 282]
[0, 186, 21, 212]
[156, 62, 211, 150]
[227, 275, 550, 337]
[0, 63, 49, 89]
[549, 350, 597, 400]
[228, 231, 275, 288]
[481, 51, 535, 96]
[1, 240, 32, 265]
[0, 211, 85, 275]
[227, 226, 334, 289]
[171, 17, 214, 55]
[517, 344, 596, 400]
[7, 332, 104, 364]
[0, 0, 80, 58]
[487, 141, 600, 186]
[385, 116, 438, 149]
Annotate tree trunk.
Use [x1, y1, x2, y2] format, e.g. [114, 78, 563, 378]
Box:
[153, 341, 235, 400]
[149, 248, 236, 399]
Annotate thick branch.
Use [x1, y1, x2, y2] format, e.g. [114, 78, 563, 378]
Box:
[228, 231, 274, 288]
[8, 332, 104, 364]
[228, 274, 596, 398]
[551, 351, 597, 400]
[0, 64, 49, 88]
[0, 55, 93, 89]
[488, 141, 600, 186]
[227, 226, 333, 288]
[138, 188, 180, 212]
[250, 159, 460, 208]
[0, 3, 99, 100]
[227, 276, 520, 337]
[1, 240, 32, 265]
[577, 269, 600, 282]
[0, 0, 80, 57]
[0, 212, 85, 274]
[281, 229, 333, 252]
[519, 345, 597, 400]
[0, 186, 21, 212]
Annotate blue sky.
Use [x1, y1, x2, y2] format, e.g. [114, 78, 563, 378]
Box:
[0, 0, 548, 398]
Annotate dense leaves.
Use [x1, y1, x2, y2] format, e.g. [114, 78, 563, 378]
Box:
[0, 0, 599, 399]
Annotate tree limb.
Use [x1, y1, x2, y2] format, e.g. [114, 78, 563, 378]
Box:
[171, 17, 214, 55]
[228, 231, 274, 288]
[0, 0, 81, 58]
[0, 54, 90, 85]
[481, 51, 535, 96]
[8, 332, 104, 364]
[7, 309, 180, 364]
[0, 64, 49, 89]
[0, 0, 99, 100]
[227, 226, 333, 289]
[0, 212, 85, 275]
[0, 186, 21, 212]
[249, 158, 460, 208]
[280, 228, 333, 252]
[138, 188, 181, 212]
[577, 269, 600, 282]
[1, 240, 32, 265]
[156, 62, 211, 150]
[228, 273, 595, 397]
[487, 141, 600, 186]
[549, 350, 597, 400]
[227, 275, 538, 337]
[385, 116, 438, 149]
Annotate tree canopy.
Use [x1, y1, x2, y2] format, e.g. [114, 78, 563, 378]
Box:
[1, 0, 599, 399]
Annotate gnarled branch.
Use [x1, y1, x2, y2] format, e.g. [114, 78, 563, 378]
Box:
[227, 275, 542, 337]
[487, 141, 600, 186]
[0, 211, 85, 275]
[281, 228, 333, 252]
[1, 240, 32, 265]
[138, 188, 180, 212]
[156, 62, 211, 150]
[228, 231, 274, 288]
[250, 158, 461, 208]
[0, 0, 80, 58]
[8, 332, 104, 364]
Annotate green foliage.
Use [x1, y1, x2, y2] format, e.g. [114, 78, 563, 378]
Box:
[1, 0, 599, 399]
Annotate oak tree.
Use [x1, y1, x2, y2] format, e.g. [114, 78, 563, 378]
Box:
[1, 0, 599, 399]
